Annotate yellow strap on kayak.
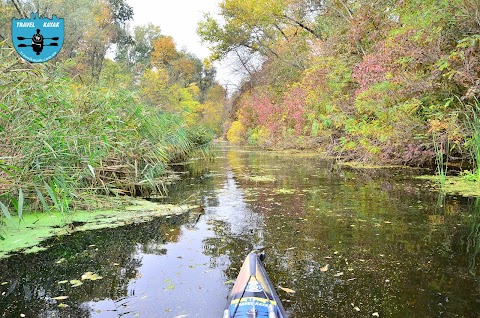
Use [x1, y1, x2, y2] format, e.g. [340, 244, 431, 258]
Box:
[230, 296, 277, 306]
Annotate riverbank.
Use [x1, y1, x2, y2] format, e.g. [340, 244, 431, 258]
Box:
[336, 158, 480, 197]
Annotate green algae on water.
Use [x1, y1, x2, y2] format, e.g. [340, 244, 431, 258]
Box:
[417, 175, 480, 197]
[274, 188, 296, 194]
[338, 161, 417, 170]
[245, 175, 276, 182]
[0, 198, 196, 259]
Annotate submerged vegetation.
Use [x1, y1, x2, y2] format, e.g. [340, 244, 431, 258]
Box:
[0, 0, 225, 231]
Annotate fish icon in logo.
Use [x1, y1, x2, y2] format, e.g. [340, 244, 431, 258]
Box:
[12, 12, 64, 63]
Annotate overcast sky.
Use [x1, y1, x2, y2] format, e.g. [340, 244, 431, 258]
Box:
[127, 0, 220, 60]
[125, 0, 242, 91]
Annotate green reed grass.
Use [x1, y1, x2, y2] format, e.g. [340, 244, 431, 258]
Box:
[0, 188, 24, 228]
[0, 42, 212, 220]
[0, 201, 14, 228]
[461, 98, 480, 182]
[433, 134, 448, 188]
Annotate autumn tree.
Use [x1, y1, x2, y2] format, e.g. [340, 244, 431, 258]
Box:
[170, 53, 202, 86]
[140, 68, 174, 110]
[200, 84, 227, 133]
[77, 0, 116, 80]
[116, 23, 162, 78]
[18, 0, 132, 81]
[0, 1, 17, 41]
[199, 63, 217, 103]
[100, 58, 133, 88]
[151, 36, 178, 67]
[198, 0, 323, 59]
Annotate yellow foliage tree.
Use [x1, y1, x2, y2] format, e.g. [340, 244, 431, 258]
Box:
[151, 36, 178, 67]
[171, 58, 197, 84]
[77, 0, 116, 81]
[140, 68, 173, 110]
[227, 120, 246, 144]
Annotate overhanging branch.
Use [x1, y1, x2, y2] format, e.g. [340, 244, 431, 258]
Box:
[282, 14, 320, 39]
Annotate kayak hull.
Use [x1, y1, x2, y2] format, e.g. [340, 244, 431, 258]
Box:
[224, 252, 288, 318]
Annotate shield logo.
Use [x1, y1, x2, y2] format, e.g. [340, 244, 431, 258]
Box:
[12, 12, 64, 63]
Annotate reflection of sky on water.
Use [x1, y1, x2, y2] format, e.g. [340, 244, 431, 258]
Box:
[85, 219, 229, 317]
[85, 166, 256, 317]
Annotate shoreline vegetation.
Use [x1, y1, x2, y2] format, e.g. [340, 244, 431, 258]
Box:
[0, 42, 212, 219]
[1, 0, 225, 251]
[197, 0, 480, 197]
[417, 175, 480, 198]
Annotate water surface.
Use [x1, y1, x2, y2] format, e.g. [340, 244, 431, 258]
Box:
[1, 145, 479, 317]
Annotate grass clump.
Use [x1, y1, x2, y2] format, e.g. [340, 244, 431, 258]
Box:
[460, 98, 480, 183]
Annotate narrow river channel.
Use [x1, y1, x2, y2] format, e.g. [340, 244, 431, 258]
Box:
[1, 145, 480, 317]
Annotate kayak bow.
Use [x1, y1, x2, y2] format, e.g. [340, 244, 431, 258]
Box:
[223, 252, 288, 318]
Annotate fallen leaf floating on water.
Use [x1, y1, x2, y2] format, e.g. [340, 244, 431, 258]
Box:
[320, 264, 329, 272]
[70, 280, 83, 287]
[81, 272, 103, 281]
[279, 286, 295, 294]
[53, 296, 69, 300]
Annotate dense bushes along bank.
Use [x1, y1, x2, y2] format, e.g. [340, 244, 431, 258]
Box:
[0, 43, 212, 219]
[201, 0, 480, 177]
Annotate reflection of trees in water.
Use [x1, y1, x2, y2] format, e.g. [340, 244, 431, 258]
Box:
[450, 197, 480, 274]
[160, 148, 225, 206]
[465, 199, 480, 271]
[203, 148, 480, 317]
[181, 148, 480, 316]
[0, 214, 189, 317]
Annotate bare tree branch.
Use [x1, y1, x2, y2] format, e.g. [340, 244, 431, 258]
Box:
[282, 14, 320, 39]
[11, 0, 26, 17]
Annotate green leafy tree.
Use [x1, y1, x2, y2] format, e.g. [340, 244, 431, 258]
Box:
[116, 23, 162, 78]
